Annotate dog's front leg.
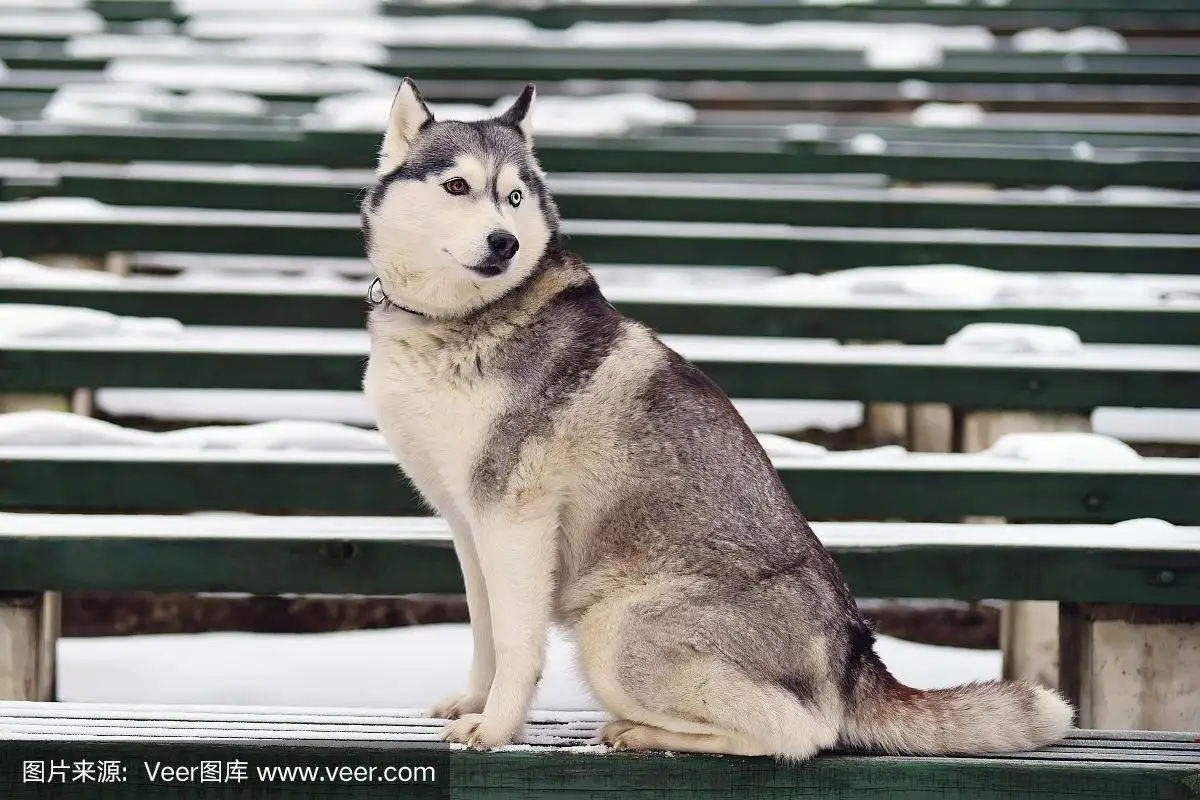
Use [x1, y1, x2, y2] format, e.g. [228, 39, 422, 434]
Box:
[430, 518, 495, 720]
[439, 507, 556, 750]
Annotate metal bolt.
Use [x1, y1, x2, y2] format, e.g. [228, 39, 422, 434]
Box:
[1157, 570, 1176, 586]
[1026, 377, 1041, 393]
[1082, 493, 1103, 510]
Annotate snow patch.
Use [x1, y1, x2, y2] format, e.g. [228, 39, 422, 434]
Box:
[0, 412, 162, 448]
[0, 258, 124, 287]
[912, 102, 985, 127]
[1072, 141, 1095, 161]
[155, 420, 387, 452]
[0, 305, 183, 340]
[0, 10, 101, 36]
[65, 34, 198, 58]
[0, 412, 384, 452]
[104, 59, 396, 94]
[985, 432, 1142, 468]
[57, 623, 1001, 709]
[309, 91, 695, 136]
[755, 434, 828, 459]
[898, 78, 934, 100]
[848, 132, 887, 155]
[806, 264, 1004, 303]
[945, 323, 1083, 355]
[1011, 27, 1126, 54]
[186, 14, 538, 46]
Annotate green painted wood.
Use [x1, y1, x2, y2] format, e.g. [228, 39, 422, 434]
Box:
[3, 283, 1197, 345]
[4, 736, 1198, 800]
[364, 48, 1200, 86]
[75, 0, 1200, 33]
[1, 207, 1197, 273]
[6, 48, 1200, 85]
[3, 337, 1199, 410]
[0, 128, 1195, 188]
[1, 454, 1197, 522]
[10, 166, 1199, 234]
[1, 530, 1198, 604]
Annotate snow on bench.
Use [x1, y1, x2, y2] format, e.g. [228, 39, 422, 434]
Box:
[1, 512, 1196, 552]
[3, 701, 1195, 800]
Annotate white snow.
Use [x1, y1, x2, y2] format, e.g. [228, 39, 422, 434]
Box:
[560, 20, 993, 59]
[185, 14, 539, 45]
[898, 78, 934, 100]
[308, 91, 696, 135]
[65, 34, 199, 59]
[5, 513, 1194, 551]
[177, 89, 269, 117]
[0, 196, 116, 220]
[755, 433, 829, 458]
[0, 412, 163, 448]
[800, 264, 1005, 303]
[104, 60, 396, 94]
[54, 623, 1001, 710]
[985, 432, 1143, 468]
[0, 409, 851, 454]
[0, 10, 100, 35]
[846, 132, 887, 155]
[0, 411, 386, 452]
[1011, 27, 1126, 54]
[911, 101, 986, 127]
[0, 257, 124, 287]
[945, 323, 1083, 356]
[0, 304, 183, 340]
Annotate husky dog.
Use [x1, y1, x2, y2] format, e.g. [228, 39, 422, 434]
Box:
[361, 78, 1074, 758]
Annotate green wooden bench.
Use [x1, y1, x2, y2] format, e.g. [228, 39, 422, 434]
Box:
[1, 125, 1194, 187]
[3, 701, 1197, 798]
[5, 163, 1199, 234]
[4, 274, 1197, 344]
[2, 443, 1197, 522]
[2, 201, 1197, 272]
[68, 0, 1200, 32]
[1, 512, 1198, 734]
[6, 47, 1200, 87]
[2, 322, 1199, 410]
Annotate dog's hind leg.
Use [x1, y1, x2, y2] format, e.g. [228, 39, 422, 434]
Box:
[577, 592, 841, 761]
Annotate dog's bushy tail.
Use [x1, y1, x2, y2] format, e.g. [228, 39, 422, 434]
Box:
[839, 652, 1074, 755]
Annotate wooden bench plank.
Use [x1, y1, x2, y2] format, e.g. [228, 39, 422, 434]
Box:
[3, 327, 1198, 410]
[1, 515, 1196, 603]
[1, 702, 1197, 799]
[3, 202, 1198, 272]
[7, 164, 1199, 234]
[3, 278, 1198, 344]
[0, 128, 1193, 188]
[1, 448, 1197, 522]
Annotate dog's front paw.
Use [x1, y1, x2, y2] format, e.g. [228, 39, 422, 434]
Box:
[439, 713, 517, 750]
[429, 692, 487, 720]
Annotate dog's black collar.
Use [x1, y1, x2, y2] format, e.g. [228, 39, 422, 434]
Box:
[367, 277, 428, 317]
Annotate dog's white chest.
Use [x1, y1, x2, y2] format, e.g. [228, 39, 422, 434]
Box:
[363, 335, 504, 521]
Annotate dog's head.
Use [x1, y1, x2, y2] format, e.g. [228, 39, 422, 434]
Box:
[361, 77, 559, 318]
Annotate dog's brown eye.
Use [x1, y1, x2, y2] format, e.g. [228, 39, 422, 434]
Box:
[443, 178, 470, 196]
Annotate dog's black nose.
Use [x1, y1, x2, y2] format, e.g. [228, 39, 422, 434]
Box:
[487, 231, 520, 260]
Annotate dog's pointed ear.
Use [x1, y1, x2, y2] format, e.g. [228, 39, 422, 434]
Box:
[495, 83, 536, 145]
[378, 77, 434, 175]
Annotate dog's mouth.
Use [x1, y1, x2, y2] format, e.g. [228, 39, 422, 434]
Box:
[444, 248, 509, 279]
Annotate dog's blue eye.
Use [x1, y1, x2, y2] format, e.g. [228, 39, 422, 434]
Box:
[508, 190, 522, 207]
[443, 178, 470, 196]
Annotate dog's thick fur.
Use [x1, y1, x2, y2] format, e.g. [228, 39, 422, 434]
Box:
[362, 78, 1075, 758]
